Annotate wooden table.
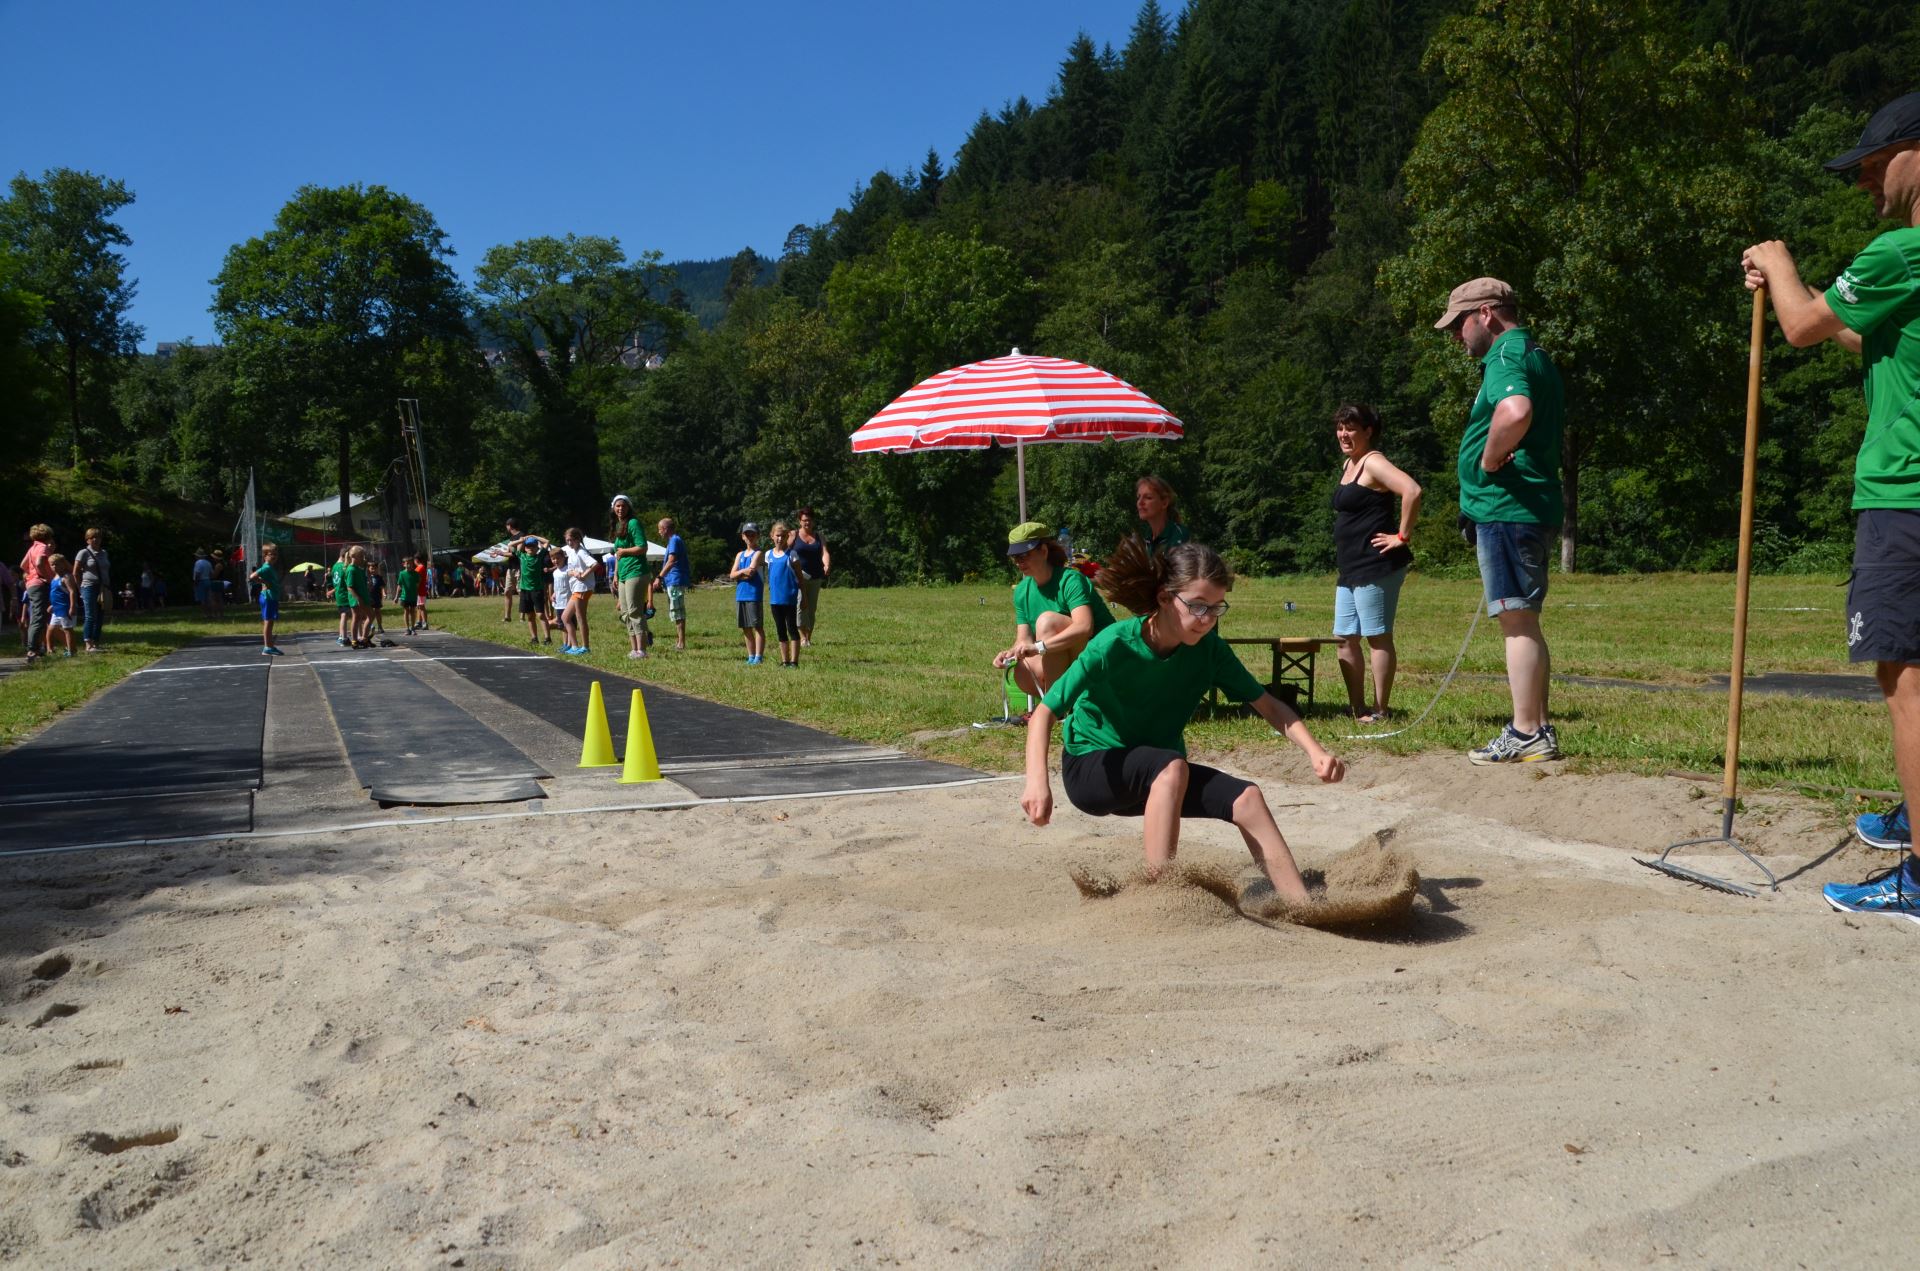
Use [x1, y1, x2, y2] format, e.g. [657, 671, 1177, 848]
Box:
[1202, 635, 1340, 715]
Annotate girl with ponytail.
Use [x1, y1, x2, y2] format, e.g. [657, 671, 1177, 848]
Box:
[1019, 537, 1345, 906]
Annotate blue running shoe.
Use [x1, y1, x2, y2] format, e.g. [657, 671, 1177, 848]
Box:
[1855, 802, 1909, 850]
[1823, 860, 1920, 925]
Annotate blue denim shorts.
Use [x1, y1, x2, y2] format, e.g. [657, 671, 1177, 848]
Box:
[1474, 520, 1552, 614]
[1333, 565, 1408, 637]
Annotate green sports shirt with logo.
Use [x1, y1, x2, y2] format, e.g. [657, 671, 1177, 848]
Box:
[1456, 327, 1565, 526]
[1826, 227, 1920, 509]
[613, 518, 647, 582]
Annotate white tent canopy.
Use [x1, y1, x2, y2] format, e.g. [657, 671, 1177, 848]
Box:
[472, 535, 664, 564]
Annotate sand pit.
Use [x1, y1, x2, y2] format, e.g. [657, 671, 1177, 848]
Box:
[2, 751, 1915, 1266]
[1069, 831, 1420, 931]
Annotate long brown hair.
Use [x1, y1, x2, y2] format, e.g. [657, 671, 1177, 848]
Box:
[608, 499, 634, 543]
[1097, 536, 1232, 615]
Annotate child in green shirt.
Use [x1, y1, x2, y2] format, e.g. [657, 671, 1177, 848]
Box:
[1021, 537, 1345, 907]
[248, 544, 284, 655]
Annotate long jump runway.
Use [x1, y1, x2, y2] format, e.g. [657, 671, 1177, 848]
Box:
[3, 632, 995, 854]
[0, 637, 269, 849]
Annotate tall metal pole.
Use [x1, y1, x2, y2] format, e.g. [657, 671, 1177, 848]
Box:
[398, 398, 430, 561]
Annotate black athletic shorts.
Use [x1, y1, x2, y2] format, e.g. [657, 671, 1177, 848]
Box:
[1060, 745, 1252, 823]
[519, 589, 544, 615]
[1848, 509, 1920, 664]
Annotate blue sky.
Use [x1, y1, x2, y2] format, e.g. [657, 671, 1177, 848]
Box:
[1, 0, 1149, 350]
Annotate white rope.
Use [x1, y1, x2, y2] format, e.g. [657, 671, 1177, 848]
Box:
[1335, 601, 1486, 741]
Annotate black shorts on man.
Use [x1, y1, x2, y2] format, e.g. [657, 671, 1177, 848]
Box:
[1849, 508, 1920, 664]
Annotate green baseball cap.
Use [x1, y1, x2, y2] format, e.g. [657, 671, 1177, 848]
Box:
[1006, 520, 1054, 556]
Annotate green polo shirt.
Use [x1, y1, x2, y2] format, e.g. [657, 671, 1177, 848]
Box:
[1013, 565, 1115, 634]
[613, 518, 646, 582]
[1042, 617, 1265, 756]
[1457, 327, 1565, 525]
[1145, 521, 1190, 557]
[1827, 228, 1920, 509]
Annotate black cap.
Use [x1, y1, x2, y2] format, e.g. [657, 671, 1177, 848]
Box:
[1826, 92, 1920, 171]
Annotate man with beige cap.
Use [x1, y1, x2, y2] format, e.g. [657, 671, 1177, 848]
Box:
[1435, 277, 1566, 764]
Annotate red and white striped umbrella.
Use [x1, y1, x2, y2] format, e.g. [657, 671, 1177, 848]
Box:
[850, 350, 1182, 518]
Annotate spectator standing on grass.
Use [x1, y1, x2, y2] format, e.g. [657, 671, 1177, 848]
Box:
[548, 546, 575, 650]
[561, 527, 595, 655]
[506, 520, 551, 644]
[1135, 475, 1189, 559]
[193, 548, 216, 620]
[248, 544, 285, 656]
[730, 522, 766, 665]
[137, 562, 153, 611]
[609, 494, 651, 661]
[656, 517, 690, 651]
[72, 528, 111, 653]
[1436, 277, 1564, 766]
[47, 554, 75, 657]
[1330, 404, 1421, 723]
[20, 525, 56, 662]
[766, 521, 803, 668]
[790, 507, 831, 648]
[1743, 92, 1920, 925]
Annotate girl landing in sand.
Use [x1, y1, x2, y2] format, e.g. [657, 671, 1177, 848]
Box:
[1020, 538, 1345, 907]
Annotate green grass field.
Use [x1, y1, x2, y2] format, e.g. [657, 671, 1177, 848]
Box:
[2, 572, 1893, 795]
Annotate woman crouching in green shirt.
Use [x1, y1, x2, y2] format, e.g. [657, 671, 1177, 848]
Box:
[1020, 538, 1345, 907]
[993, 519, 1114, 699]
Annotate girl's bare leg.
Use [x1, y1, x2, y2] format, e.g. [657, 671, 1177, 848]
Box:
[1368, 633, 1397, 715]
[1232, 785, 1311, 905]
[1142, 758, 1188, 879]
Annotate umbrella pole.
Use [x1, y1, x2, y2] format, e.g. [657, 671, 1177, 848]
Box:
[1016, 438, 1027, 522]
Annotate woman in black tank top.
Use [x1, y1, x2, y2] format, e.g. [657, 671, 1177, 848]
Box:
[1331, 404, 1423, 721]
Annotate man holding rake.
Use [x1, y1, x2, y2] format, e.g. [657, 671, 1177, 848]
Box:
[1744, 92, 1920, 925]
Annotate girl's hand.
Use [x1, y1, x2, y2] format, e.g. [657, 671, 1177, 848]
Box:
[993, 647, 1016, 669]
[1311, 750, 1345, 784]
[1370, 532, 1405, 554]
[1021, 779, 1053, 826]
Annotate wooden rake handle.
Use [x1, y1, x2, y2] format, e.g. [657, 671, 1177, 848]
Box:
[1724, 288, 1765, 802]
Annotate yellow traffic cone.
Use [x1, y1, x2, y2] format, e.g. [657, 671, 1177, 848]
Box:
[578, 681, 617, 768]
[619, 687, 662, 783]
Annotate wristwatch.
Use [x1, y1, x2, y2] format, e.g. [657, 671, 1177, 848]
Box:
[1034, 639, 1047, 655]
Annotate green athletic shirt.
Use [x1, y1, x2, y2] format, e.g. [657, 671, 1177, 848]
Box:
[1042, 617, 1265, 756]
[613, 518, 646, 582]
[1013, 565, 1115, 634]
[254, 562, 282, 603]
[1145, 521, 1190, 557]
[397, 568, 420, 603]
[1456, 327, 1565, 525]
[347, 563, 370, 605]
[517, 544, 545, 589]
[1826, 227, 1920, 509]
[331, 561, 352, 608]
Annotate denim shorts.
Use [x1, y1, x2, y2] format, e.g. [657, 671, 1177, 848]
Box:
[1474, 520, 1552, 614]
[1333, 566, 1408, 638]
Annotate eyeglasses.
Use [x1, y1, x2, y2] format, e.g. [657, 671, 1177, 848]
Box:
[1174, 594, 1229, 620]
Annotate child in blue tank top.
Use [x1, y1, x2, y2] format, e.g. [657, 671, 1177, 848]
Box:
[729, 523, 766, 664]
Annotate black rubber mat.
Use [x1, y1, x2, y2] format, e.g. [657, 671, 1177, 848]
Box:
[309, 656, 548, 805]
[0, 636, 270, 805]
[424, 635, 872, 765]
[670, 758, 994, 800]
[3, 791, 254, 853]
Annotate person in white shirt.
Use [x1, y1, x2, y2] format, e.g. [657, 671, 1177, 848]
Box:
[562, 528, 595, 655]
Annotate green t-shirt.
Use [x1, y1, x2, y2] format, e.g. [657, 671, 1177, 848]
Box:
[1042, 617, 1265, 756]
[1145, 521, 1190, 557]
[397, 568, 420, 603]
[331, 561, 352, 608]
[347, 563, 370, 604]
[1457, 327, 1565, 525]
[254, 562, 282, 603]
[517, 543, 545, 590]
[1013, 565, 1115, 634]
[1826, 228, 1920, 509]
[613, 518, 646, 582]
